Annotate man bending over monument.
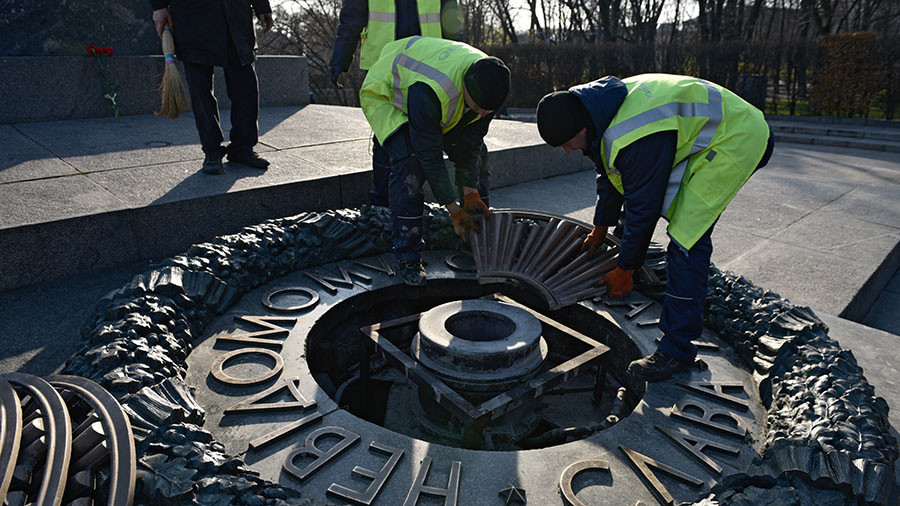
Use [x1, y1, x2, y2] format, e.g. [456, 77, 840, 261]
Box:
[360, 36, 510, 286]
[151, 0, 274, 175]
[536, 74, 774, 382]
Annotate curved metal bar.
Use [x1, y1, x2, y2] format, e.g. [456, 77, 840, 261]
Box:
[480, 270, 560, 308]
[2, 372, 71, 506]
[0, 376, 23, 499]
[48, 375, 136, 506]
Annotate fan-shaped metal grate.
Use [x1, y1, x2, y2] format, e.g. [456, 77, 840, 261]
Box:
[468, 209, 658, 309]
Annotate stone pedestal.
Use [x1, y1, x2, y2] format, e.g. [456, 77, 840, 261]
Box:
[0, 0, 159, 56]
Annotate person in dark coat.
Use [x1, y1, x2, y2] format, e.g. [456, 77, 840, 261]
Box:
[329, 0, 463, 206]
[151, 0, 274, 174]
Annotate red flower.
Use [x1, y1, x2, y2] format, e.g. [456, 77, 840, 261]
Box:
[86, 44, 114, 56]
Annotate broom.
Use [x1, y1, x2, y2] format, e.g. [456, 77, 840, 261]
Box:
[156, 24, 190, 119]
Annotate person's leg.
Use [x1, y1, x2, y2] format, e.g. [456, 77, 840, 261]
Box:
[383, 126, 426, 273]
[181, 61, 226, 171]
[629, 223, 715, 381]
[656, 226, 714, 363]
[223, 33, 266, 168]
[224, 61, 260, 155]
[370, 136, 391, 206]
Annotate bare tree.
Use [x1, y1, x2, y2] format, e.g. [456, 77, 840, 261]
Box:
[490, 0, 519, 43]
[259, 0, 364, 105]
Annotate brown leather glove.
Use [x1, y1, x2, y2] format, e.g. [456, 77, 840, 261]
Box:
[580, 225, 608, 257]
[601, 267, 634, 299]
[463, 191, 490, 216]
[450, 209, 479, 239]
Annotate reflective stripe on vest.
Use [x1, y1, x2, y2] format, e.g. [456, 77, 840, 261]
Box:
[390, 36, 461, 129]
[601, 79, 723, 216]
[369, 11, 440, 23]
[368, 11, 394, 22]
[420, 12, 441, 24]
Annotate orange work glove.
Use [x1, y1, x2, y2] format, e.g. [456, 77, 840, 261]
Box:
[580, 225, 608, 257]
[450, 209, 480, 239]
[463, 191, 490, 216]
[601, 267, 634, 299]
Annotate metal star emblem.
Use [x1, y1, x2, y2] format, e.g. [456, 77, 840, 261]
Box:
[498, 484, 527, 504]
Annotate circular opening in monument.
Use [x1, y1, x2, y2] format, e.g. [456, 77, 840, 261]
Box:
[305, 278, 646, 451]
[445, 311, 515, 341]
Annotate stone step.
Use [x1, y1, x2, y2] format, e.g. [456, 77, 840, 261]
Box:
[773, 131, 900, 152]
[0, 105, 590, 292]
[769, 122, 900, 144]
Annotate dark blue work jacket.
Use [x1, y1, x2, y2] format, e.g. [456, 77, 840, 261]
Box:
[570, 77, 678, 270]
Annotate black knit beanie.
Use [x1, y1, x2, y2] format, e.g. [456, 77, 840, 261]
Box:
[536, 91, 588, 146]
[463, 57, 510, 111]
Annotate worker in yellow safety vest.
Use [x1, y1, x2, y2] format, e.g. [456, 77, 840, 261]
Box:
[330, 0, 463, 207]
[536, 74, 774, 381]
[360, 36, 510, 286]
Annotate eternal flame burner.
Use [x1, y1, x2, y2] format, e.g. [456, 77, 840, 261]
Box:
[361, 293, 611, 449]
[412, 299, 547, 397]
[411, 299, 548, 441]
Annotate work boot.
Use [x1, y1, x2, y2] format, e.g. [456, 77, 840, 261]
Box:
[227, 149, 270, 170]
[627, 350, 694, 382]
[397, 259, 426, 286]
[201, 151, 225, 175]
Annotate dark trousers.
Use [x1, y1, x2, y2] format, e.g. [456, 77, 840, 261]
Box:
[657, 223, 715, 363]
[182, 57, 259, 156]
[656, 129, 775, 363]
[370, 136, 391, 206]
[382, 126, 427, 261]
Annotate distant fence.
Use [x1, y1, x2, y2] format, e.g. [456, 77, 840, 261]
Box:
[484, 33, 900, 120]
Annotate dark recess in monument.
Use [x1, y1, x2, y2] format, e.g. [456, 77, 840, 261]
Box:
[305, 278, 647, 451]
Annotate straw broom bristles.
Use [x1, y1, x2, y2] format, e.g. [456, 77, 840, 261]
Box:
[156, 24, 190, 120]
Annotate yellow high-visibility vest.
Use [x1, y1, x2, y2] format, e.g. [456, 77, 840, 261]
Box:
[359, 0, 442, 70]
[360, 36, 485, 145]
[584, 74, 769, 250]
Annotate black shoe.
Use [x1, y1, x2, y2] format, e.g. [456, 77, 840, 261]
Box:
[627, 350, 694, 382]
[397, 259, 426, 286]
[227, 149, 270, 169]
[202, 152, 225, 175]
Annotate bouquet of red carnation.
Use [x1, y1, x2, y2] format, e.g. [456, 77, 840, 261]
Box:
[87, 44, 119, 119]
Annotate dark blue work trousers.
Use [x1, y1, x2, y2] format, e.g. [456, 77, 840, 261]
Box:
[382, 126, 427, 261]
[656, 224, 715, 363]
